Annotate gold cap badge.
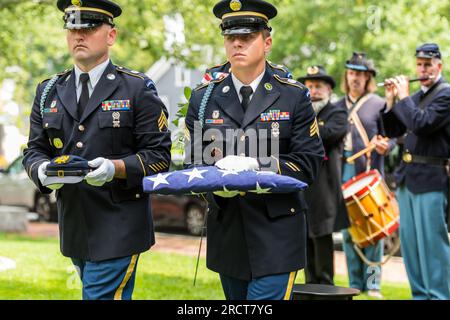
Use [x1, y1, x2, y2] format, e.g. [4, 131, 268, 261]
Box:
[230, 0, 242, 12]
[71, 0, 82, 7]
[54, 155, 70, 164]
[307, 66, 320, 75]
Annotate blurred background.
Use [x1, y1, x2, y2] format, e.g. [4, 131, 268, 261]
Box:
[2, 0, 446, 299]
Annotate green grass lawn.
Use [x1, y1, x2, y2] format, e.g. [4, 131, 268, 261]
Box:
[0, 233, 411, 300]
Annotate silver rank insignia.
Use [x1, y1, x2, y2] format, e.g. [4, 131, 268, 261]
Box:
[271, 122, 280, 138]
[212, 110, 220, 119]
[112, 111, 121, 128]
[222, 86, 230, 93]
[107, 73, 116, 81]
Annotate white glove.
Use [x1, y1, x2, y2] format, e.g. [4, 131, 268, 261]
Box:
[215, 155, 259, 172]
[38, 161, 63, 190]
[84, 157, 115, 187]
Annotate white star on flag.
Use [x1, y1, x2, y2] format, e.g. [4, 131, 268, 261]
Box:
[250, 182, 272, 194]
[149, 173, 171, 189]
[218, 169, 239, 177]
[183, 167, 208, 183]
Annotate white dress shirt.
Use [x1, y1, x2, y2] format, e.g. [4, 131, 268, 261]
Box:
[74, 58, 110, 102]
[231, 69, 266, 103]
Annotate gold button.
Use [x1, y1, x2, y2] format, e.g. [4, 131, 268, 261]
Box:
[78, 125, 85, 132]
[290, 208, 296, 213]
[240, 135, 246, 142]
[76, 142, 83, 149]
[211, 135, 216, 141]
[402, 152, 412, 163]
[45, 123, 49, 128]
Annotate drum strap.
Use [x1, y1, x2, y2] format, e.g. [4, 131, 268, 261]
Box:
[346, 94, 373, 170]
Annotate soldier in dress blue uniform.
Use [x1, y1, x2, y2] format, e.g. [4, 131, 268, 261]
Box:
[22, 0, 171, 300]
[185, 0, 324, 300]
[382, 43, 450, 300]
[336, 52, 396, 299]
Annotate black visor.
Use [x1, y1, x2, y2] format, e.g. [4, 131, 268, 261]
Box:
[63, 10, 114, 29]
[220, 16, 270, 35]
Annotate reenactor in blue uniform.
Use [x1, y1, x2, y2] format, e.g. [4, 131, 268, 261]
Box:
[22, 0, 171, 300]
[382, 43, 450, 300]
[336, 52, 396, 298]
[185, 0, 324, 300]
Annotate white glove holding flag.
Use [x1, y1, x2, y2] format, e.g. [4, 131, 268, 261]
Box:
[38, 161, 63, 190]
[85, 157, 115, 187]
[215, 155, 259, 172]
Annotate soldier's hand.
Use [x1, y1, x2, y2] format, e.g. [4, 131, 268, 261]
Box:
[38, 161, 63, 190]
[85, 157, 115, 187]
[215, 155, 259, 172]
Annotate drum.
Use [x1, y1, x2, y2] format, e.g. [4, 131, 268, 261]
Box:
[342, 170, 399, 248]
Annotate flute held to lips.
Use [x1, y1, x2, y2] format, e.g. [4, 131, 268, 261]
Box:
[377, 75, 435, 87]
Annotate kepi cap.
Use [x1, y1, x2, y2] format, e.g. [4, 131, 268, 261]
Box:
[345, 52, 377, 77]
[297, 65, 336, 89]
[416, 43, 441, 59]
[43, 155, 91, 186]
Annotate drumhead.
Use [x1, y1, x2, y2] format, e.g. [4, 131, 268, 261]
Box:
[342, 171, 380, 199]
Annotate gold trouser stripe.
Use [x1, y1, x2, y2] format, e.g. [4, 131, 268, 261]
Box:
[283, 271, 297, 300]
[114, 254, 139, 300]
[65, 7, 114, 18]
[136, 154, 147, 176]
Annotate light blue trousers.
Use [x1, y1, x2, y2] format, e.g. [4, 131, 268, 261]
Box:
[397, 186, 450, 300]
[341, 153, 383, 292]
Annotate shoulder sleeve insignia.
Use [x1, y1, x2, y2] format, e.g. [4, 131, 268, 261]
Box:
[273, 75, 305, 90]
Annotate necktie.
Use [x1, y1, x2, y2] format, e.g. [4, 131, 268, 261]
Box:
[240, 86, 253, 112]
[78, 73, 90, 118]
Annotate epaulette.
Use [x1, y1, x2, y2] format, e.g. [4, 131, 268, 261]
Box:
[195, 74, 228, 91]
[268, 61, 288, 72]
[116, 66, 146, 80]
[207, 61, 228, 71]
[39, 69, 70, 84]
[274, 74, 305, 90]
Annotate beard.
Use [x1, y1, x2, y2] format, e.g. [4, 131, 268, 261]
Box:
[312, 98, 329, 115]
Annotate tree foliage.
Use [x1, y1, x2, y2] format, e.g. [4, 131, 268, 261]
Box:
[0, 0, 449, 110]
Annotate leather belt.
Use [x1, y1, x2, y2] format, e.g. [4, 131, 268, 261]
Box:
[402, 152, 449, 167]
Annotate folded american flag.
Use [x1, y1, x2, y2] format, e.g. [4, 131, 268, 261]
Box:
[142, 166, 308, 195]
